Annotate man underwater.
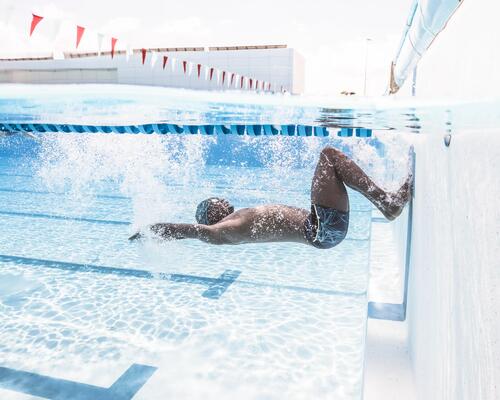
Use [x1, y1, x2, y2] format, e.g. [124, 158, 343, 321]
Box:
[130, 146, 411, 249]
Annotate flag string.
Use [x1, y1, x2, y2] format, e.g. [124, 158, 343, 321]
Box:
[26, 11, 285, 93]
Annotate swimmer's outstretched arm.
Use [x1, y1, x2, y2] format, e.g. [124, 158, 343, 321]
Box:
[129, 223, 224, 244]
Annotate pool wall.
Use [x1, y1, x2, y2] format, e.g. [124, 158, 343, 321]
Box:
[395, 0, 500, 398]
[409, 131, 500, 400]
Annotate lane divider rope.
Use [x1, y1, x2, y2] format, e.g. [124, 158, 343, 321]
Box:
[1, 123, 372, 137]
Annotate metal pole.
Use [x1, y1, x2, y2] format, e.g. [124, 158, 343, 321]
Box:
[411, 66, 417, 96]
[363, 38, 372, 96]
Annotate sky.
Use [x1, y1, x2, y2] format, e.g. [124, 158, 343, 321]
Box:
[0, 0, 413, 95]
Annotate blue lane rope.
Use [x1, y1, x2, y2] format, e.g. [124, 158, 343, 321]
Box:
[0, 123, 372, 137]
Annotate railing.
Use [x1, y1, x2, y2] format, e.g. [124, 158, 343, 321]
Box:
[389, 0, 463, 94]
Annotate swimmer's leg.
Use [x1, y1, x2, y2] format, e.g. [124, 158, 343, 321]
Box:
[312, 146, 411, 220]
[311, 147, 350, 213]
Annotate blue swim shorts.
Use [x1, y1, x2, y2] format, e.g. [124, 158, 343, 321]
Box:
[304, 204, 349, 249]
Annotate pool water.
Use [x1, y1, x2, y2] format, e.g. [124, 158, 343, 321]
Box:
[0, 85, 414, 400]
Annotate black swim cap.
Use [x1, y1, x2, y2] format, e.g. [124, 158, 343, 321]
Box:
[195, 197, 233, 225]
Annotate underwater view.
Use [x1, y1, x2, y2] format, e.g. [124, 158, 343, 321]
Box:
[0, 84, 420, 399]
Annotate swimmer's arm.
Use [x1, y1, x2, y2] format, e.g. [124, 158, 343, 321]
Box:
[129, 223, 227, 244]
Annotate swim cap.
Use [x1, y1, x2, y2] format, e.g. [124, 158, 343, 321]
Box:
[196, 197, 221, 225]
[195, 197, 233, 225]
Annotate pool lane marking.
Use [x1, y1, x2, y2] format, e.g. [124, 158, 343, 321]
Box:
[0, 187, 129, 200]
[168, 269, 241, 299]
[0, 254, 240, 300]
[107, 364, 157, 399]
[0, 254, 366, 298]
[0, 363, 156, 400]
[0, 210, 129, 226]
[0, 172, 33, 178]
[201, 270, 241, 299]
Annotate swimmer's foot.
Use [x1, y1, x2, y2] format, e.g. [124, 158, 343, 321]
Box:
[381, 176, 412, 220]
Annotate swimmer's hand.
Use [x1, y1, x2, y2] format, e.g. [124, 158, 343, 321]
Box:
[128, 231, 143, 241]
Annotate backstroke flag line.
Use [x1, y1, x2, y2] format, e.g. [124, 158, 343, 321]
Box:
[29, 13, 43, 36]
[111, 37, 117, 58]
[76, 25, 85, 48]
[22, 8, 278, 92]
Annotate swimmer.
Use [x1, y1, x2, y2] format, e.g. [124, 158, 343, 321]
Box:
[129, 146, 412, 249]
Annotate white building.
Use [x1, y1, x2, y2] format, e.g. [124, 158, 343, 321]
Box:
[0, 45, 305, 94]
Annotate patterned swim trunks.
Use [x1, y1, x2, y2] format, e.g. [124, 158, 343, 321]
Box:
[304, 204, 349, 249]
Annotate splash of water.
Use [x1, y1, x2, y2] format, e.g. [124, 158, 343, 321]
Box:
[34, 131, 410, 229]
[36, 133, 215, 227]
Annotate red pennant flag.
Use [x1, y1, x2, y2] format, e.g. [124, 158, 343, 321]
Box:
[163, 56, 168, 69]
[141, 48, 147, 64]
[209, 67, 214, 81]
[249, 79, 253, 90]
[182, 61, 187, 74]
[240, 76, 244, 89]
[111, 37, 118, 58]
[222, 71, 226, 85]
[197, 64, 201, 78]
[230, 73, 235, 86]
[29, 14, 43, 36]
[76, 25, 85, 48]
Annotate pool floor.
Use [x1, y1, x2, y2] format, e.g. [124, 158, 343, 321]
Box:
[0, 153, 371, 399]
